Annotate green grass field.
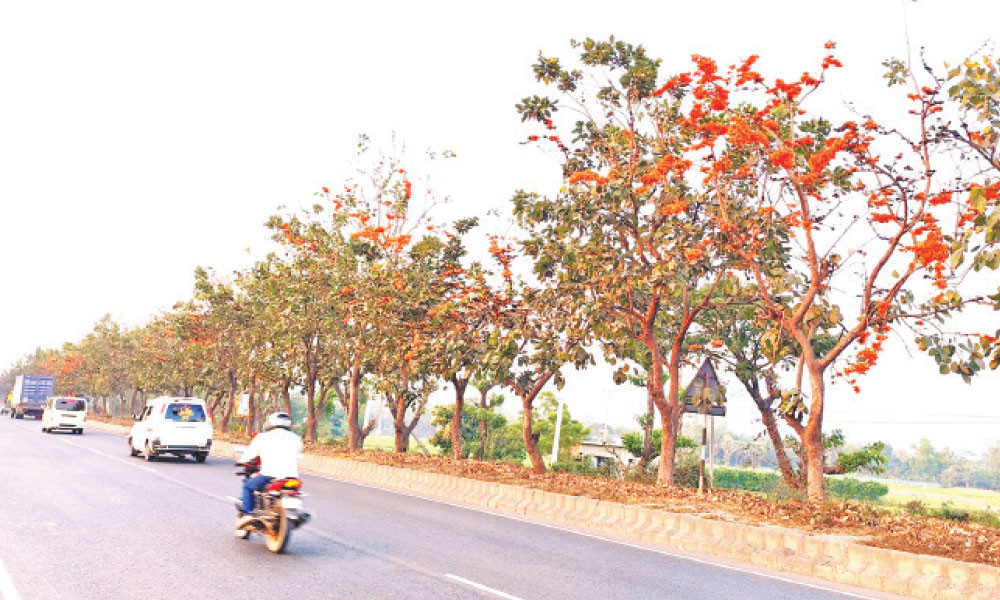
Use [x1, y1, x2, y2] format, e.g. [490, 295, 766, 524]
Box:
[881, 482, 1000, 512]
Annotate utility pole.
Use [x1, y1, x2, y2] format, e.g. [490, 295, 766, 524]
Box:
[698, 411, 708, 493]
[550, 396, 565, 465]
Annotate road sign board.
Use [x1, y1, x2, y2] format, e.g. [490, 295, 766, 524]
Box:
[682, 358, 726, 416]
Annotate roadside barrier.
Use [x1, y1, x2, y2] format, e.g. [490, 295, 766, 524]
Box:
[89, 420, 1000, 600]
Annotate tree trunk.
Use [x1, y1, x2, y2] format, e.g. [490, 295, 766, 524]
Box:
[281, 376, 292, 415]
[658, 403, 684, 485]
[304, 363, 318, 444]
[521, 393, 545, 473]
[393, 392, 408, 453]
[510, 373, 553, 474]
[221, 371, 237, 432]
[208, 390, 225, 420]
[648, 340, 674, 486]
[346, 360, 363, 450]
[641, 392, 655, 464]
[760, 408, 803, 489]
[475, 383, 495, 460]
[129, 388, 140, 416]
[803, 363, 827, 501]
[450, 376, 469, 459]
[310, 380, 327, 442]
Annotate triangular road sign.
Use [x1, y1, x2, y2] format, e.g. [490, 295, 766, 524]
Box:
[682, 357, 726, 416]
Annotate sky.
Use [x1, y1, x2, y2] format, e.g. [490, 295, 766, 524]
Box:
[1, 0, 998, 455]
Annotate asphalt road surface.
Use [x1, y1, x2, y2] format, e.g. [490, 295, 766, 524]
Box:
[0, 417, 910, 600]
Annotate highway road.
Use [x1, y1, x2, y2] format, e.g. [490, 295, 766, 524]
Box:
[0, 417, 910, 600]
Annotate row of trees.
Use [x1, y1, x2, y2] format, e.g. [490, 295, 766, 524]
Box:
[4, 41, 998, 501]
[888, 439, 1000, 490]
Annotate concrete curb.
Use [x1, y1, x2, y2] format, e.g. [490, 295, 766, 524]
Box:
[90, 420, 1000, 600]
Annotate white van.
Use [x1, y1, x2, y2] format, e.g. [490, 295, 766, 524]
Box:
[128, 396, 213, 463]
[41, 397, 87, 434]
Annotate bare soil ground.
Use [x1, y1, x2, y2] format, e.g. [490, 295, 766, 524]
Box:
[94, 416, 1000, 568]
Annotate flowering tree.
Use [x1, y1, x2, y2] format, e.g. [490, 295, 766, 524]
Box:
[515, 39, 748, 485]
[649, 44, 991, 500]
[910, 54, 1000, 376]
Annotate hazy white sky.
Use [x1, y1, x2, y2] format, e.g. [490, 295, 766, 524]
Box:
[1, 0, 998, 454]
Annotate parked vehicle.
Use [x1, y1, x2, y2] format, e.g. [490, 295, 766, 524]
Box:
[41, 397, 87, 434]
[231, 457, 310, 553]
[9, 375, 54, 419]
[128, 396, 213, 462]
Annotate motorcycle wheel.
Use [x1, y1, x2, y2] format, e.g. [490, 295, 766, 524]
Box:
[264, 504, 291, 554]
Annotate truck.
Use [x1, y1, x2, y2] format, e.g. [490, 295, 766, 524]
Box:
[10, 375, 54, 419]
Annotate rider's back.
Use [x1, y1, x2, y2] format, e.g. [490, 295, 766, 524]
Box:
[245, 427, 302, 478]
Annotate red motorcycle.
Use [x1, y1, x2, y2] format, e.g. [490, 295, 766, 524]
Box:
[233, 458, 311, 553]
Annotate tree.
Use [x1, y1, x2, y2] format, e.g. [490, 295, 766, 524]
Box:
[702, 300, 819, 490]
[515, 38, 758, 486]
[484, 250, 592, 473]
[636, 46, 993, 500]
[906, 438, 956, 482]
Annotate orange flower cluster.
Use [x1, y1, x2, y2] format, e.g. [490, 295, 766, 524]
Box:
[278, 222, 307, 246]
[769, 148, 795, 169]
[821, 55, 843, 70]
[683, 248, 705, 262]
[569, 170, 610, 186]
[727, 118, 769, 147]
[652, 72, 693, 97]
[870, 212, 897, 224]
[659, 199, 689, 216]
[840, 325, 891, 392]
[733, 55, 763, 86]
[928, 191, 953, 206]
[971, 181, 1000, 201]
[488, 236, 514, 280]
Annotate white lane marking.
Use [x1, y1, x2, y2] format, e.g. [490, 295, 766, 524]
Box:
[308, 473, 889, 600]
[0, 555, 22, 600]
[21, 424, 227, 502]
[444, 574, 523, 600]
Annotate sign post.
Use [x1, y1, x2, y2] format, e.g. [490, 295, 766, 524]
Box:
[682, 358, 726, 493]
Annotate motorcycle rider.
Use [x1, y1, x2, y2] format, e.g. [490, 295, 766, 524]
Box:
[236, 412, 303, 528]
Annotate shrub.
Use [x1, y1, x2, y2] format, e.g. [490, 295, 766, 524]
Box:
[673, 449, 704, 488]
[713, 467, 782, 493]
[904, 500, 928, 516]
[825, 478, 889, 501]
[935, 501, 970, 522]
[552, 458, 619, 478]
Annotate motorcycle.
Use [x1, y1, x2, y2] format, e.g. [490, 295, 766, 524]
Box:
[231, 457, 311, 553]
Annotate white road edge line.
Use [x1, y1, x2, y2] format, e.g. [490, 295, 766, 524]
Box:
[444, 574, 524, 600]
[311, 473, 887, 600]
[0, 555, 22, 600]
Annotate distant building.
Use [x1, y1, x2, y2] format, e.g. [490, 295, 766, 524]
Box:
[573, 432, 635, 468]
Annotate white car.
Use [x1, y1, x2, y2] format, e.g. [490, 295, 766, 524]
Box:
[128, 396, 213, 462]
[41, 397, 87, 434]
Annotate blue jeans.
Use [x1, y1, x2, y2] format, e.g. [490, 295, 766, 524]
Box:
[242, 475, 273, 514]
